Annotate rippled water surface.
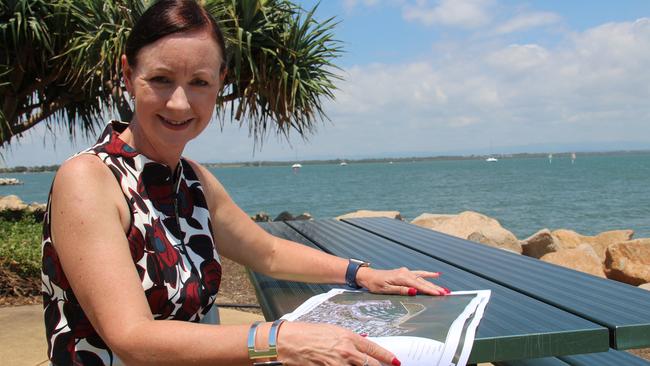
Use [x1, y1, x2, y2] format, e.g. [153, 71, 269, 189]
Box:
[3, 153, 649, 238]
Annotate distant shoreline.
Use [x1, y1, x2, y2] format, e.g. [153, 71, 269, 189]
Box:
[205, 149, 650, 168]
[1, 149, 649, 173]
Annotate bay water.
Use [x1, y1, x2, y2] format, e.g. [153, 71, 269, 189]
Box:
[2, 153, 649, 239]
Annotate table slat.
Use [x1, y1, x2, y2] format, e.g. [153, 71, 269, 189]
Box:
[279, 220, 608, 363]
[343, 217, 650, 350]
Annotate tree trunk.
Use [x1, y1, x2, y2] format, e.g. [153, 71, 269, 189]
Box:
[0, 97, 72, 146]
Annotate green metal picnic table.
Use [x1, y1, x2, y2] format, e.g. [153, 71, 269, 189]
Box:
[249, 218, 650, 365]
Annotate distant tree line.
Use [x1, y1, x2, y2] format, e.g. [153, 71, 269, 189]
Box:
[0, 165, 59, 173]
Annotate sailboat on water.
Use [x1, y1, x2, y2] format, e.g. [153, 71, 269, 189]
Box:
[291, 150, 302, 172]
[485, 141, 498, 162]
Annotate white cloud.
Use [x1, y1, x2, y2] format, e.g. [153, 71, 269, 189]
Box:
[316, 17, 650, 155]
[4, 15, 650, 166]
[402, 0, 494, 28]
[487, 44, 549, 72]
[343, 0, 379, 9]
[494, 11, 562, 34]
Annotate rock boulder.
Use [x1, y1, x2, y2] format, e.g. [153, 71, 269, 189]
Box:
[273, 211, 295, 221]
[293, 213, 313, 221]
[336, 210, 402, 220]
[552, 229, 634, 261]
[639, 283, 650, 291]
[520, 229, 561, 258]
[411, 211, 521, 254]
[605, 239, 650, 285]
[251, 212, 270, 222]
[273, 211, 313, 221]
[467, 231, 522, 254]
[0, 195, 27, 211]
[411, 213, 457, 228]
[540, 244, 606, 278]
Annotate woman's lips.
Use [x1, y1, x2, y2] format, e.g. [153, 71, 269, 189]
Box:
[158, 115, 193, 130]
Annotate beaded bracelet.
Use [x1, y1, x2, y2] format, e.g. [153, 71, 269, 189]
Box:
[247, 319, 286, 365]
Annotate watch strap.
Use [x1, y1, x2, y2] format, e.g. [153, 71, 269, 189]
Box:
[345, 259, 369, 289]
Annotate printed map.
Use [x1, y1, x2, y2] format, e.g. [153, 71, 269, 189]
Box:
[294, 292, 476, 341]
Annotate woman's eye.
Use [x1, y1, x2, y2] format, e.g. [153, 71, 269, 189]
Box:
[192, 79, 209, 87]
[149, 76, 170, 83]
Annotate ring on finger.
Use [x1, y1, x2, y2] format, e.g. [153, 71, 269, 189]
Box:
[363, 354, 369, 366]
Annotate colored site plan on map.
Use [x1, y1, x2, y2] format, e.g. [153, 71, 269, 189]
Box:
[282, 289, 491, 366]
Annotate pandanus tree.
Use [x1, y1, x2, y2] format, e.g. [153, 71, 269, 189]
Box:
[0, 0, 341, 148]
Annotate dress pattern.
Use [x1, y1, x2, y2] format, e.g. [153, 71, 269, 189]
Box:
[41, 121, 222, 365]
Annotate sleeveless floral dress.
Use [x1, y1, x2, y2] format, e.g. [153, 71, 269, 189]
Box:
[41, 121, 222, 365]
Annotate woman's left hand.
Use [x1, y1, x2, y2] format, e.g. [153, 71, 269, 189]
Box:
[356, 267, 449, 296]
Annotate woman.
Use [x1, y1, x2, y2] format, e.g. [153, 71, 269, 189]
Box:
[41, 1, 448, 365]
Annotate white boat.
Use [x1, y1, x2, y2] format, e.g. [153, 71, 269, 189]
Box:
[485, 157, 498, 162]
[291, 163, 302, 169]
[339, 162, 348, 166]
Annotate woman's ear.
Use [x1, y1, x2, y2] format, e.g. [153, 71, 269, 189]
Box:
[220, 65, 228, 83]
[121, 55, 134, 95]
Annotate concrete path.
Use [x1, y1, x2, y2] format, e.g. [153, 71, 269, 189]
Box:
[0, 305, 264, 366]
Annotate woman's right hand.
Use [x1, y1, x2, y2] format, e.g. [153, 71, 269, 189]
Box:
[276, 322, 400, 366]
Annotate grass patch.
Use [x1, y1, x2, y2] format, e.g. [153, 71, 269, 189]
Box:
[0, 217, 42, 278]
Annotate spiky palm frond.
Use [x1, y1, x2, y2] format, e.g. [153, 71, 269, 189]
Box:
[211, 0, 342, 141]
[0, 0, 342, 148]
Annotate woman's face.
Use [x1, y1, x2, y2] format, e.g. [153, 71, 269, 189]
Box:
[124, 29, 224, 155]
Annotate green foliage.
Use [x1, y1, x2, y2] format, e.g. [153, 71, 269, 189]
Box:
[210, 0, 342, 141]
[0, 217, 42, 278]
[0, 0, 342, 148]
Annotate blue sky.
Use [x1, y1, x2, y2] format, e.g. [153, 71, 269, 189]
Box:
[2, 0, 650, 167]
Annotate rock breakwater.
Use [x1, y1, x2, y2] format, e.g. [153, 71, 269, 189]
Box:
[2, 196, 648, 290]
[0, 178, 22, 185]
[336, 209, 650, 290]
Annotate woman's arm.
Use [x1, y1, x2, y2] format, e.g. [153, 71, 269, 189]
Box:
[50, 155, 262, 365]
[190, 161, 447, 296]
[51, 156, 398, 366]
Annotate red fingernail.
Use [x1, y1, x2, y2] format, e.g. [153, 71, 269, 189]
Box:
[392, 357, 402, 366]
[407, 287, 417, 296]
[360, 333, 368, 337]
[443, 287, 451, 294]
[435, 272, 442, 276]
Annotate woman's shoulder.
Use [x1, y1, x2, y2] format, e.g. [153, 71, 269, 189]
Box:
[54, 154, 117, 197]
[58, 153, 110, 177]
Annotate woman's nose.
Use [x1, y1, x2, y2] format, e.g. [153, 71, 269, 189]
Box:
[166, 86, 191, 111]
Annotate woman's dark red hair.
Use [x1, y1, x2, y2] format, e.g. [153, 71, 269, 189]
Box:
[125, 0, 226, 71]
